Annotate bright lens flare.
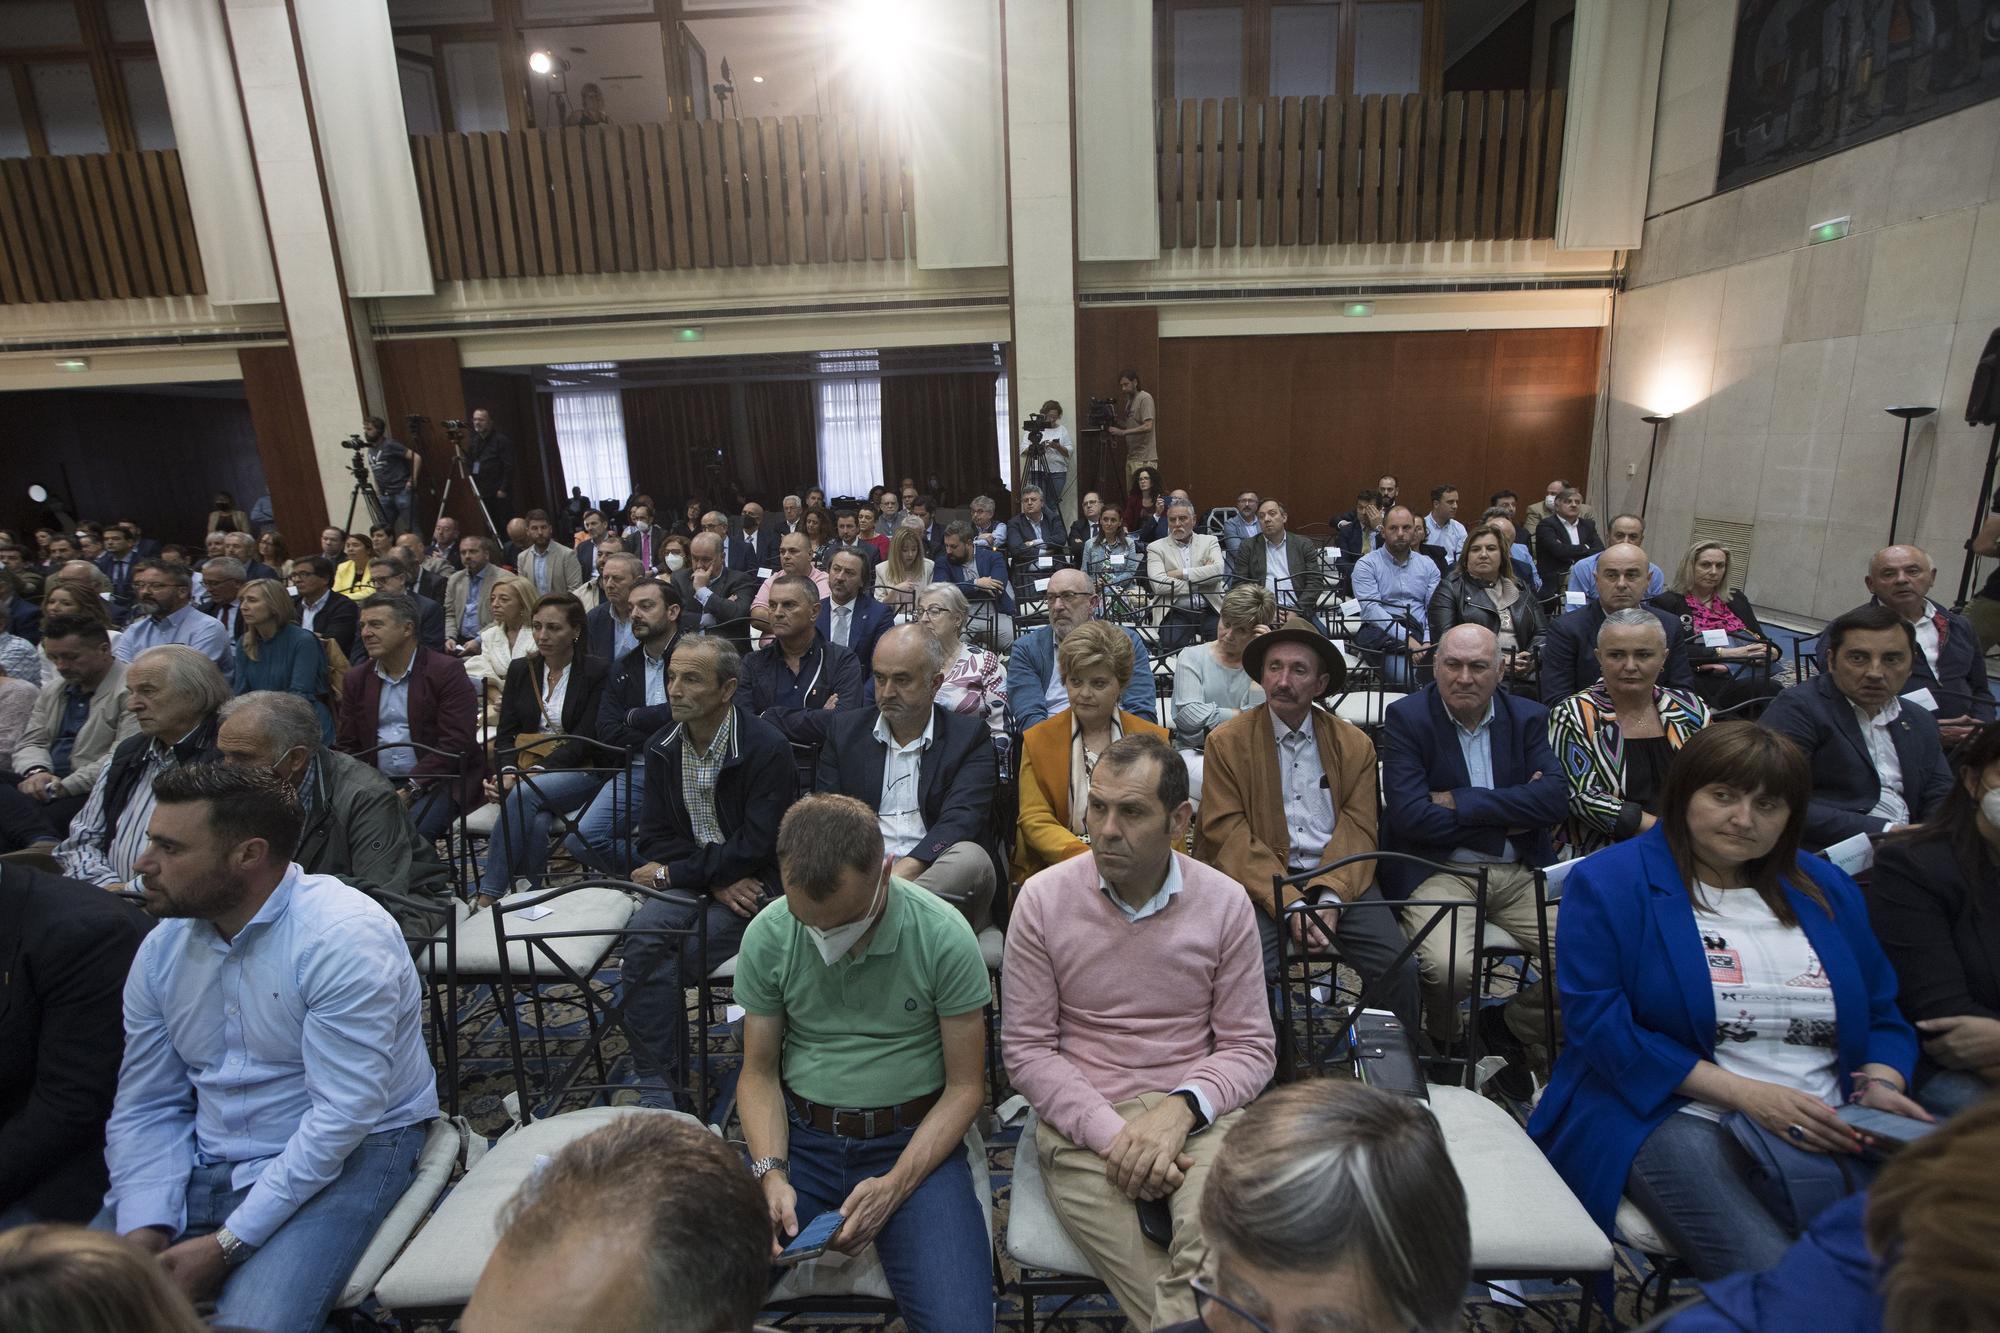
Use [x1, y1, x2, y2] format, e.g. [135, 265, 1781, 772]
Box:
[528, 49, 555, 75]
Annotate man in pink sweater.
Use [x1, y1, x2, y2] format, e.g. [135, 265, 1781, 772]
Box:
[1002, 734, 1275, 1329]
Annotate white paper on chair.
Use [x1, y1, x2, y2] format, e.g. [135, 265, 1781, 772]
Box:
[1034, 576, 1050, 592]
[725, 1004, 746, 1024]
[517, 904, 556, 921]
[757, 567, 774, 579]
[1564, 590, 1588, 608]
[1900, 687, 1938, 712]
[1541, 854, 1592, 901]
[1701, 628, 1730, 648]
[1037, 554, 1052, 569]
[1339, 599, 1361, 618]
[1822, 832, 1876, 878]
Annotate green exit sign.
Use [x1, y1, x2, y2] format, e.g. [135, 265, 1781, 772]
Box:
[1807, 216, 1852, 245]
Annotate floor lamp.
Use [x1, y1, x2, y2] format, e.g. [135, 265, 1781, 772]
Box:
[1639, 414, 1672, 523]
[1885, 405, 1935, 546]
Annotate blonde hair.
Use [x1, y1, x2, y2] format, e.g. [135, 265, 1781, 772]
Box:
[883, 525, 929, 587]
[0, 1225, 209, 1333]
[236, 576, 297, 663]
[1056, 619, 1135, 690]
[488, 572, 539, 630]
[1670, 540, 1733, 597]
[1219, 583, 1280, 632]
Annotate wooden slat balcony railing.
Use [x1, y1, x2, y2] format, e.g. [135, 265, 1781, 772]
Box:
[1156, 89, 1565, 250]
[0, 148, 205, 304]
[411, 113, 912, 283]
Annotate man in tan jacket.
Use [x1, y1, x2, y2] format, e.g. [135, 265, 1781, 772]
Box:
[1195, 626, 1420, 1031]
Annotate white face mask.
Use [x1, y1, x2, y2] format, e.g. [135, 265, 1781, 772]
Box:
[1981, 787, 2000, 827]
[803, 862, 889, 966]
[664, 553, 686, 572]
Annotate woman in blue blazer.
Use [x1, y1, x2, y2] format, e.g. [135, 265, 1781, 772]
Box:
[230, 577, 333, 744]
[1528, 721, 1923, 1281]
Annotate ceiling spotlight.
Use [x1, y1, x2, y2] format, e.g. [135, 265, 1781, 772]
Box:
[528, 49, 556, 75]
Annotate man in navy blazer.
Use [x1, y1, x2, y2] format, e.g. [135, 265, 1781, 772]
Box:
[1540, 543, 1700, 703]
[816, 547, 892, 673]
[815, 625, 997, 927]
[936, 520, 1016, 647]
[723, 502, 783, 575]
[1380, 625, 1570, 1071]
[583, 552, 645, 664]
[1006, 568, 1157, 730]
[1762, 605, 1952, 849]
[1859, 544, 1993, 746]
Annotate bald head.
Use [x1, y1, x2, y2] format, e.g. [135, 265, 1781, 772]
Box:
[1595, 542, 1651, 611]
[1864, 544, 1936, 618]
[1046, 567, 1096, 638]
[1434, 623, 1502, 722]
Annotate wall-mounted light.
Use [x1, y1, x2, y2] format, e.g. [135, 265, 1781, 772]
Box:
[1342, 301, 1374, 318]
[1885, 405, 1936, 546]
[53, 357, 87, 372]
[1807, 215, 1852, 245]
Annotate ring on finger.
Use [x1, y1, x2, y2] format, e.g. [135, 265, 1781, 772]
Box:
[1786, 1123, 1806, 1142]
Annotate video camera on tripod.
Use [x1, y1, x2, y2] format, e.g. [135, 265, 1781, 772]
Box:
[1021, 409, 1053, 462]
[1085, 396, 1118, 432]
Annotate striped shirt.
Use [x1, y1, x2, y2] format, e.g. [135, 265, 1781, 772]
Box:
[56, 734, 183, 886]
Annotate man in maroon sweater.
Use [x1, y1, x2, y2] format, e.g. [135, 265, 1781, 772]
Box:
[1003, 734, 1275, 1329]
[335, 593, 483, 841]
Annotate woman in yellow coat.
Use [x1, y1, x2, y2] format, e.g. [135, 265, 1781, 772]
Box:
[1013, 619, 1169, 881]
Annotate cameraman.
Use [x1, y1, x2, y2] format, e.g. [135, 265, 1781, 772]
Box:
[466, 407, 514, 525]
[362, 416, 420, 535]
[1107, 369, 1156, 488]
[1021, 399, 1073, 521]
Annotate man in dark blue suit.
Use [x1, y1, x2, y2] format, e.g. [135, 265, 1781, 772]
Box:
[817, 547, 892, 673]
[95, 524, 140, 615]
[936, 520, 1015, 648]
[1540, 542, 1700, 703]
[1860, 544, 1993, 747]
[1380, 624, 1569, 1086]
[815, 624, 997, 928]
[723, 502, 783, 575]
[583, 553, 645, 664]
[1762, 604, 1953, 849]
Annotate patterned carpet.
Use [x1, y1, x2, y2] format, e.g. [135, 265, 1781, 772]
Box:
[392, 942, 1691, 1333]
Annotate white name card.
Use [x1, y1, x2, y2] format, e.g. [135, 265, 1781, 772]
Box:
[1822, 832, 1876, 878]
[1339, 599, 1362, 618]
[1701, 628, 1730, 648]
[1034, 576, 1051, 592]
[1110, 554, 1126, 566]
[1564, 590, 1588, 609]
[757, 567, 774, 579]
[1037, 554, 1053, 569]
[1900, 687, 1939, 712]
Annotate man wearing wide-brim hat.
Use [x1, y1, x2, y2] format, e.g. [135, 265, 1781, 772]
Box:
[1193, 625, 1421, 1030]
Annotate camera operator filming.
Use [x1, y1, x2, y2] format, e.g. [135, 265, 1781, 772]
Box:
[1106, 370, 1156, 487]
[359, 416, 420, 535]
[1020, 400, 1073, 519]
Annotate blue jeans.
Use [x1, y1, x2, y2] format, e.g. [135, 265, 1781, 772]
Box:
[379, 489, 414, 535]
[1627, 1111, 1804, 1281]
[100, 1123, 428, 1333]
[477, 768, 606, 897]
[780, 1113, 992, 1331]
[1915, 1064, 1991, 1117]
[564, 759, 646, 874]
[621, 891, 762, 1103]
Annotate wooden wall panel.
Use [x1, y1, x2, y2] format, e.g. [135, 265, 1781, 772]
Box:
[1151, 327, 1603, 529]
[1074, 305, 1161, 504]
[377, 336, 480, 536]
[238, 346, 329, 545]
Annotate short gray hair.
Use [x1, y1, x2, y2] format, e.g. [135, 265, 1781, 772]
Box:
[1200, 1081, 1470, 1332]
[678, 633, 741, 686]
[130, 644, 232, 717]
[970, 495, 994, 512]
[200, 557, 246, 582]
[601, 552, 646, 579]
[1164, 498, 1196, 517]
[1597, 606, 1667, 647]
[918, 581, 969, 621]
[1020, 484, 1044, 502]
[220, 690, 323, 754]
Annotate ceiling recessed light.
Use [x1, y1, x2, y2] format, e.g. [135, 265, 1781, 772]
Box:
[752, 74, 765, 83]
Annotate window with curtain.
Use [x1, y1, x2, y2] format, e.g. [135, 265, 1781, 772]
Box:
[551, 390, 633, 506]
[993, 373, 1013, 488]
[815, 353, 883, 499]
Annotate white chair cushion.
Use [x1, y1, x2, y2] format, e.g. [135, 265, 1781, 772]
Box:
[420, 887, 636, 979]
[1615, 1196, 1678, 1256]
[978, 926, 1005, 973]
[1426, 1085, 1612, 1274]
[1331, 691, 1407, 726]
[374, 1106, 700, 1312]
[768, 1125, 992, 1303]
[337, 1117, 468, 1310]
[462, 802, 501, 838]
[707, 953, 737, 981]
[1005, 1111, 1099, 1278]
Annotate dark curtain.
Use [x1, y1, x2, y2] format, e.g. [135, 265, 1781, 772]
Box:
[461, 369, 559, 518]
[738, 380, 818, 504]
[622, 384, 734, 512]
[534, 392, 568, 519]
[881, 372, 1001, 507]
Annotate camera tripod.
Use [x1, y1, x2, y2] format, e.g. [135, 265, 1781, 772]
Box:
[434, 424, 499, 538]
[342, 447, 388, 537]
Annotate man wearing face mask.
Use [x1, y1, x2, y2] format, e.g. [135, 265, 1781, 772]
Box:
[213, 691, 450, 933]
[736, 793, 992, 1331]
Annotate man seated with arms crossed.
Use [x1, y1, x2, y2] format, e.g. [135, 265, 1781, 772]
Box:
[1005, 483, 1068, 562]
[444, 535, 498, 650]
[816, 625, 998, 927]
[583, 551, 645, 664]
[1762, 603, 1952, 848]
[737, 794, 992, 1331]
[290, 556, 357, 658]
[102, 765, 437, 1333]
[1197, 626, 1421, 1030]
[818, 546, 893, 673]
[1147, 498, 1226, 653]
[11, 614, 137, 835]
[1008, 568, 1157, 730]
[462, 1115, 779, 1333]
[57, 645, 229, 889]
[215, 690, 451, 934]
[742, 573, 866, 789]
[1565, 513, 1664, 597]
[749, 531, 831, 634]
[1859, 544, 1993, 747]
[625, 635, 798, 1111]
[1380, 624, 1568, 1095]
[1004, 735, 1275, 1329]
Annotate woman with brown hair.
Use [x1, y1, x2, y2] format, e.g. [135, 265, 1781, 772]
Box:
[230, 576, 333, 743]
[1428, 522, 1548, 683]
[1529, 721, 1925, 1282]
[0, 1225, 210, 1333]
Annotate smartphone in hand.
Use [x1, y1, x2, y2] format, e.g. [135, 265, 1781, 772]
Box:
[773, 1211, 845, 1266]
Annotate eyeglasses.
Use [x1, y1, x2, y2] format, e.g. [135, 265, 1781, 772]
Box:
[1190, 1275, 1277, 1333]
[915, 605, 957, 621]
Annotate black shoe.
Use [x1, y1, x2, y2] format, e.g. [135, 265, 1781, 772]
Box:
[1476, 1004, 1537, 1102]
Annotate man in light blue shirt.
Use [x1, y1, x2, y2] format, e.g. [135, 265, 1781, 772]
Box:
[103, 764, 436, 1333]
[1565, 513, 1664, 597]
[1351, 505, 1442, 687]
[1221, 490, 1261, 566]
[113, 559, 233, 674]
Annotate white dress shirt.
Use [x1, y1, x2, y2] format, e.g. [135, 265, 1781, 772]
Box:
[1908, 600, 1942, 674]
[1855, 698, 1910, 825]
[874, 708, 935, 858]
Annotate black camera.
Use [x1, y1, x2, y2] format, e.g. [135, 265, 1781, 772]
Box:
[340, 434, 367, 449]
[1086, 397, 1117, 431]
[1021, 410, 1051, 455]
[443, 418, 466, 432]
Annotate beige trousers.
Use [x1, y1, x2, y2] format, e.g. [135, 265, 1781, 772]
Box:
[914, 840, 998, 930]
[1034, 1094, 1243, 1330]
[1403, 863, 1559, 1048]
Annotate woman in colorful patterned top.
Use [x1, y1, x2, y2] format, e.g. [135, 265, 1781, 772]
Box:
[916, 582, 1006, 742]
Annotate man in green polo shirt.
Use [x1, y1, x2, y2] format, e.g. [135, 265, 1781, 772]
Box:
[735, 793, 991, 1330]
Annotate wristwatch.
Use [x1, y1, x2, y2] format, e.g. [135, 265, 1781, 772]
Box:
[1171, 1089, 1210, 1134]
[750, 1156, 789, 1180]
[213, 1225, 254, 1267]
